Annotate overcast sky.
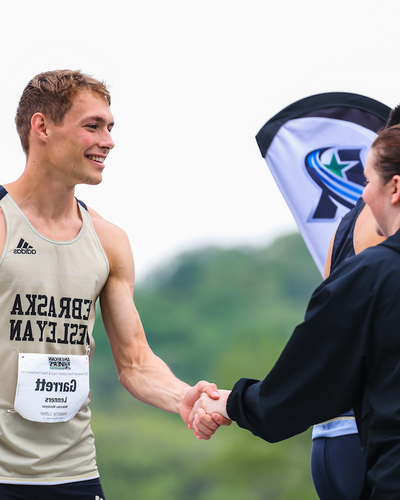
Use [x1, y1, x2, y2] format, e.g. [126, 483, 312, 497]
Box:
[1, 1, 399, 280]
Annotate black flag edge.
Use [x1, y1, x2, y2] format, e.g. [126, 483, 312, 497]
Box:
[256, 92, 391, 158]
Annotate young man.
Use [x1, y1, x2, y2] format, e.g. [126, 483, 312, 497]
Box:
[0, 70, 227, 500]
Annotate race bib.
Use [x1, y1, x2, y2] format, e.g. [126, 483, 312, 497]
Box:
[14, 353, 89, 423]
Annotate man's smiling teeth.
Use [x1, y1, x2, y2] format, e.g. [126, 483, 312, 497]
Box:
[86, 155, 105, 163]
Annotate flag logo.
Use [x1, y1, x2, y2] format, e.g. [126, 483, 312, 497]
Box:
[304, 146, 366, 220]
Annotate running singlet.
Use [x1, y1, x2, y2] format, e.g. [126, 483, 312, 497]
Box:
[0, 187, 109, 484]
[312, 198, 365, 440]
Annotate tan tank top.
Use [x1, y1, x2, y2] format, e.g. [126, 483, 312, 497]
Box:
[0, 189, 109, 484]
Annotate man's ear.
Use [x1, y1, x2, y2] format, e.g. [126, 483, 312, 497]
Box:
[30, 113, 50, 144]
[391, 175, 400, 205]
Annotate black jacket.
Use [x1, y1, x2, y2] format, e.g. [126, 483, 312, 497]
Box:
[227, 229, 400, 499]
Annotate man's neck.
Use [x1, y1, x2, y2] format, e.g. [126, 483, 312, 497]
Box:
[3, 174, 83, 242]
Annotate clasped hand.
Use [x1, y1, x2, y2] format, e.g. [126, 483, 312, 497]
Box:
[182, 382, 231, 440]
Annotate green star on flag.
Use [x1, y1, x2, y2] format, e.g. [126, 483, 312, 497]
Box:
[324, 154, 350, 178]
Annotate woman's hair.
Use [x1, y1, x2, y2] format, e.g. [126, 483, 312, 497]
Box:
[371, 125, 400, 183]
[15, 70, 110, 155]
[386, 104, 400, 129]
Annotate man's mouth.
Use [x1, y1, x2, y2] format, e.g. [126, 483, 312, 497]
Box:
[86, 155, 105, 163]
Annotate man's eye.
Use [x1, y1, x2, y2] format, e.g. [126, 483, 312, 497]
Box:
[364, 180, 369, 186]
[87, 124, 97, 130]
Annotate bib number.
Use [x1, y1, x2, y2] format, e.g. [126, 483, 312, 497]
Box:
[14, 353, 89, 423]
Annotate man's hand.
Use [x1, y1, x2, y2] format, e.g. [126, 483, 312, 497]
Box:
[189, 389, 232, 437]
[180, 381, 231, 440]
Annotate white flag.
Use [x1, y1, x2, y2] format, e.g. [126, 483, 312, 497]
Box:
[256, 93, 390, 275]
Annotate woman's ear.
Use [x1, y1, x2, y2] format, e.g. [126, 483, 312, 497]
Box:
[391, 175, 400, 205]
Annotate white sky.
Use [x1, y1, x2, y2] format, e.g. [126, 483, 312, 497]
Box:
[1, 0, 399, 280]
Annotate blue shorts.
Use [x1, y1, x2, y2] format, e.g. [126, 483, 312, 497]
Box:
[0, 478, 105, 500]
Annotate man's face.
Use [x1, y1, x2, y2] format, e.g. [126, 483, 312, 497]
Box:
[46, 90, 115, 186]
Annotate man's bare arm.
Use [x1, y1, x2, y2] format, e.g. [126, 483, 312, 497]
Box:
[90, 209, 226, 438]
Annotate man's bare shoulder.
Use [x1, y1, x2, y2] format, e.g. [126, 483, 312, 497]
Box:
[87, 206, 127, 238]
[86, 206, 134, 274]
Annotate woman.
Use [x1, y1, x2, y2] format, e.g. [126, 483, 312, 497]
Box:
[311, 200, 385, 500]
[309, 105, 400, 500]
[192, 125, 400, 499]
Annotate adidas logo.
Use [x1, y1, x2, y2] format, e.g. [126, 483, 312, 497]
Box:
[13, 238, 37, 255]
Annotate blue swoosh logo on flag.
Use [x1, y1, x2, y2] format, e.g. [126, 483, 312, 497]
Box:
[305, 147, 365, 220]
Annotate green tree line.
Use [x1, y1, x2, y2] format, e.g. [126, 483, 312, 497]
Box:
[89, 232, 322, 499]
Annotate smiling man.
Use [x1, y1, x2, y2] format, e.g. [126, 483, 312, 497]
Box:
[0, 70, 227, 500]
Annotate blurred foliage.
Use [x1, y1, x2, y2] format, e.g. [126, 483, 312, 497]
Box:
[90, 232, 322, 499]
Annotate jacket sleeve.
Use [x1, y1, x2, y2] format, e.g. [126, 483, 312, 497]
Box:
[226, 263, 370, 443]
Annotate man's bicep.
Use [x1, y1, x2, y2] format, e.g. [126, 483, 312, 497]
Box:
[100, 273, 145, 349]
[97, 220, 136, 328]
[98, 227, 149, 367]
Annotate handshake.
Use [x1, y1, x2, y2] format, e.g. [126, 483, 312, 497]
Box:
[182, 381, 232, 440]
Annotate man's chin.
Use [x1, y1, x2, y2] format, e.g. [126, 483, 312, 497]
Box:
[77, 175, 103, 187]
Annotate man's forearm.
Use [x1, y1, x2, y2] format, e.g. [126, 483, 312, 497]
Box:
[117, 350, 190, 414]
